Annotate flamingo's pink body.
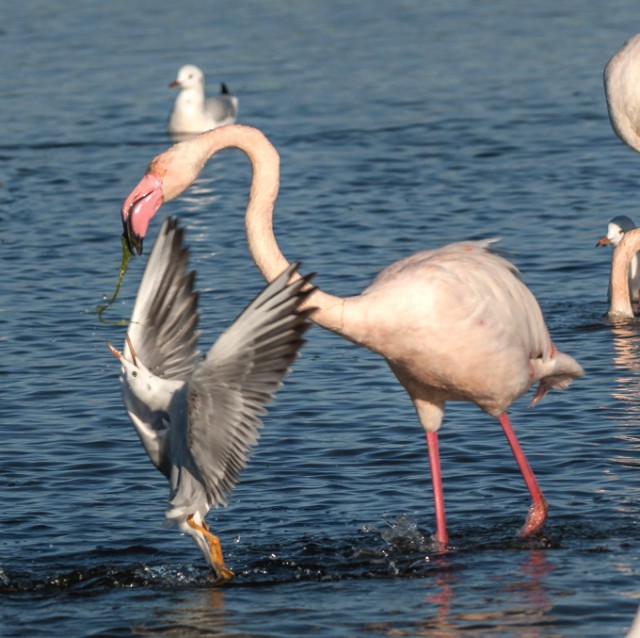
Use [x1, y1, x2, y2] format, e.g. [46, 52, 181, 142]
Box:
[121, 124, 583, 547]
[605, 34, 640, 156]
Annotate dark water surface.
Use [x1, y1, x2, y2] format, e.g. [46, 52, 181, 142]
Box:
[3, 1, 640, 635]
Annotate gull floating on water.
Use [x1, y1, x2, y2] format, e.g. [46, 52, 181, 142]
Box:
[596, 215, 640, 303]
[167, 64, 238, 135]
[108, 217, 312, 582]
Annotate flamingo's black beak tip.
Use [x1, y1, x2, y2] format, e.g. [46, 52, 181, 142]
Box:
[123, 215, 144, 256]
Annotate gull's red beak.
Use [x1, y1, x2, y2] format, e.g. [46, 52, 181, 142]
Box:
[121, 173, 165, 255]
[596, 236, 611, 247]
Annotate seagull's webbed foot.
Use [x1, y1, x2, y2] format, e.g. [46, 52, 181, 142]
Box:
[187, 514, 235, 583]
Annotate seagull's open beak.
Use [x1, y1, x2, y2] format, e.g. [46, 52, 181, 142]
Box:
[596, 236, 611, 247]
[121, 173, 165, 256]
[106, 341, 123, 359]
[106, 334, 138, 367]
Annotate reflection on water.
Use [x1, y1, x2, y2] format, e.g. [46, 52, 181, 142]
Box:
[168, 176, 221, 216]
[134, 589, 227, 637]
[608, 323, 640, 472]
[611, 323, 640, 408]
[130, 525, 560, 638]
[364, 550, 555, 638]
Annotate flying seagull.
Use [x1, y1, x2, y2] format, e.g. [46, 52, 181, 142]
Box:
[108, 216, 313, 581]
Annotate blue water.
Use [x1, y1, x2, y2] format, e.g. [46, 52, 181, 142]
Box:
[3, 1, 640, 635]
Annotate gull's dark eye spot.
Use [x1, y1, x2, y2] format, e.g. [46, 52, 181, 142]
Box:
[132, 370, 138, 378]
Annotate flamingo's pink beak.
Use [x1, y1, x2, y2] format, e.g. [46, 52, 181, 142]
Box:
[121, 173, 164, 255]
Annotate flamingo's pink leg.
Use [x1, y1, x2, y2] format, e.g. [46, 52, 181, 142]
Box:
[498, 413, 548, 536]
[426, 430, 448, 547]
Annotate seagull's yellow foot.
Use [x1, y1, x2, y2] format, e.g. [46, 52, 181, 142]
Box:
[187, 515, 235, 582]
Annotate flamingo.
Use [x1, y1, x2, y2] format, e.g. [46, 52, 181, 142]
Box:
[603, 34, 640, 319]
[596, 216, 640, 304]
[604, 34, 640, 154]
[120, 124, 583, 547]
[607, 225, 640, 319]
[167, 64, 238, 135]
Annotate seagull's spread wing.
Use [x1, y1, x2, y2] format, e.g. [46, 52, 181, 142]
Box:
[186, 263, 313, 507]
[121, 217, 200, 474]
[126, 217, 200, 381]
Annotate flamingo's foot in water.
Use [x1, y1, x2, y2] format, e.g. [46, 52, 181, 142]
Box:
[519, 496, 548, 537]
[187, 515, 235, 583]
[430, 530, 449, 553]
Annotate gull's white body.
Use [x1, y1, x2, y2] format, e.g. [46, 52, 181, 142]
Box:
[121, 125, 583, 548]
[112, 217, 311, 579]
[167, 64, 238, 135]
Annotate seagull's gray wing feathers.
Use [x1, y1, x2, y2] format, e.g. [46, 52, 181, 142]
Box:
[126, 217, 200, 381]
[205, 94, 238, 124]
[187, 263, 314, 507]
[121, 217, 200, 475]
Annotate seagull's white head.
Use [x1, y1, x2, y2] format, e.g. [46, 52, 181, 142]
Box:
[169, 64, 205, 91]
[596, 215, 637, 249]
[107, 335, 164, 410]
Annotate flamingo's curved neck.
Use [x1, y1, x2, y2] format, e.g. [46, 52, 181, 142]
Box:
[190, 125, 349, 337]
[609, 227, 640, 319]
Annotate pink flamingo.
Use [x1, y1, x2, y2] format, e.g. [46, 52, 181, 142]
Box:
[605, 34, 640, 156]
[120, 124, 583, 547]
[596, 216, 640, 306]
[604, 34, 640, 320]
[608, 227, 640, 319]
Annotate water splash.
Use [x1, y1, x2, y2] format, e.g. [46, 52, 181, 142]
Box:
[378, 514, 436, 554]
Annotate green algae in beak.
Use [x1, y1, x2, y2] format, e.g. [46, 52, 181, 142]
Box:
[96, 235, 134, 325]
